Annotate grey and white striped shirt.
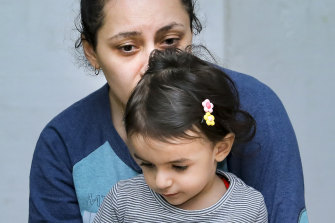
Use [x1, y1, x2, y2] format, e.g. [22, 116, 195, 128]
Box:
[94, 171, 268, 222]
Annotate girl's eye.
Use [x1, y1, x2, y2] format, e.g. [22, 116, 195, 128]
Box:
[140, 163, 155, 169]
[173, 165, 188, 171]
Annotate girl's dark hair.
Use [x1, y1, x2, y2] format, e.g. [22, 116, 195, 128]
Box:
[124, 47, 256, 145]
[75, 0, 202, 50]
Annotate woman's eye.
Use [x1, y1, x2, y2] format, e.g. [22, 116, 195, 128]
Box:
[117, 44, 138, 55]
[173, 165, 188, 171]
[120, 45, 134, 52]
[165, 38, 176, 45]
[162, 38, 179, 47]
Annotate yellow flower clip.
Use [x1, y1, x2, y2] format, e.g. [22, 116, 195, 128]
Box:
[204, 112, 215, 126]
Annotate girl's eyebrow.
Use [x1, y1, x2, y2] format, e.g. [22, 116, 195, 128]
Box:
[133, 153, 149, 162]
[168, 158, 190, 164]
[134, 153, 190, 164]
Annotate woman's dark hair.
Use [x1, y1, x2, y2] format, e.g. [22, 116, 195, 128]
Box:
[124, 47, 256, 145]
[75, 0, 202, 51]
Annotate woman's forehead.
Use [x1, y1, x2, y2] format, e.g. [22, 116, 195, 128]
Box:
[101, 0, 191, 36]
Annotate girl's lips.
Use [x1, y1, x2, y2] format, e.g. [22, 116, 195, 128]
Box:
[162, 193, 178, 197]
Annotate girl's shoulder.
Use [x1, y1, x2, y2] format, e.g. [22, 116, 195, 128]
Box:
[218, 170, 265, 202]
[110, 174, 152, 204]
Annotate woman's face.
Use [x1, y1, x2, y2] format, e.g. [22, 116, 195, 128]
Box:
[87, 0, 193, 108]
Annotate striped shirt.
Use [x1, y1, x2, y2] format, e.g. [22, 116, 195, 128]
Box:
[94, 170, 267, 222]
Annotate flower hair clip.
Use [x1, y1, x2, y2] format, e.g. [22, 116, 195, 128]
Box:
[202, 99, 215, 126]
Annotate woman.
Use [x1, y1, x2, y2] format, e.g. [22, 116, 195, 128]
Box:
[29, 0, 307, 222]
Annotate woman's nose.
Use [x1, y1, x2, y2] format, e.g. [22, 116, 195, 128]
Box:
[139, 62, 148, 77]
[139, 44, 156, 76]
[155, 171, 172, 190]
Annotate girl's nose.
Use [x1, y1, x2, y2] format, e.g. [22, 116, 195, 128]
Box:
[155, 171, 172, 190]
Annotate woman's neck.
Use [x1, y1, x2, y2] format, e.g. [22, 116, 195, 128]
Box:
[109, 90, 127, 142]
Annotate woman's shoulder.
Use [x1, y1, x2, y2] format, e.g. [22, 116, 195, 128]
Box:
[36, 83, 113, 162]
[48, 83, 110, 128]
[221, 67, 272, 92]
[220, 67, 286, 117]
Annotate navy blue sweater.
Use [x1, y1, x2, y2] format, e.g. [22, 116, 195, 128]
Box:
[29, 68, 307, 223]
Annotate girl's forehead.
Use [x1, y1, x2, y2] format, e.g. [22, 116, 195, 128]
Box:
[130, 132, 207, 152]
[130, 134, 215, 164]
[101, 0, 190, 35]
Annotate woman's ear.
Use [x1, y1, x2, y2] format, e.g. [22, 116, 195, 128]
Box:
[82, 38, 100, 69]
[214, 133, 235, 162]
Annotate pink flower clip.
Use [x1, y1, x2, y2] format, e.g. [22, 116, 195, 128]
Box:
[202, 99, 215, 126]
[202, 99, 214, 113]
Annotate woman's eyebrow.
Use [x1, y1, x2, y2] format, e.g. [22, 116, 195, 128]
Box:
[108, 23, 184, 41]
[156, 22, 185, 35]
[108, 31, 141, 41]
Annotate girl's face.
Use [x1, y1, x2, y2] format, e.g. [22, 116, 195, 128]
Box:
[129, 133, 233, 210]
[85, 0, 193, 109]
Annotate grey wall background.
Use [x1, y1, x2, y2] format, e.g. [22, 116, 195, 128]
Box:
[1, 0, 334, 222]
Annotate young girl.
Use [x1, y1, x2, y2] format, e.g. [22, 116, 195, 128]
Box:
[93, 47, 268, 222]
